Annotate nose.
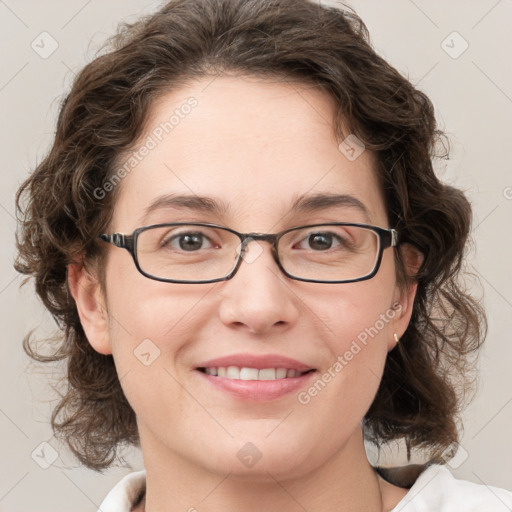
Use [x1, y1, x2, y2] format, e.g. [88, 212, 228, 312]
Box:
[217, 239, 300, 334]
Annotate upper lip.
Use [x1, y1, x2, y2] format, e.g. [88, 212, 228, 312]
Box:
[196, 353, 315, 372]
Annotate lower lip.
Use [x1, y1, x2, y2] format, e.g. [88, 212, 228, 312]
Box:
[196, 370, 317, 402]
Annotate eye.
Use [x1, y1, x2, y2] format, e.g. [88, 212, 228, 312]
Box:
[295, 231, 345, 251]
[164, 231, 215, 251]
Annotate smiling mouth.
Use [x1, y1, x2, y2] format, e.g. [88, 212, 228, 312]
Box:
[197, 366, 315, 380]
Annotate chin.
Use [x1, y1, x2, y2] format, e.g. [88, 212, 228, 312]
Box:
[195, 430, 326, 481]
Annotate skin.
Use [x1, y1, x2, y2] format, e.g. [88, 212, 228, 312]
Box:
[69, 75, 423, 512]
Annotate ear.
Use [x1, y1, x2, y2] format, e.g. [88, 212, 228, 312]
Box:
[387, 243, 424, 351]
[67, 261, 112, 355]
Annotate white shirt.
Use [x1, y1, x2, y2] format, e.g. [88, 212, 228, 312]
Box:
[97, 464, 512, 511]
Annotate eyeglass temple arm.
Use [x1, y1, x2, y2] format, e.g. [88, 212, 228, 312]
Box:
[390, 229, 398, 247]
[99, 233, 135, 251]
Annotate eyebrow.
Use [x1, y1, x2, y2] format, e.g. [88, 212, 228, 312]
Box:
[289, 192, 372, 223]
[141, 192, 372, 224]
[141, 194, 230, 223]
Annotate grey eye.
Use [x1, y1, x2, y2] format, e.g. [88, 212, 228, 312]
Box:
[165, 231, 213, 251]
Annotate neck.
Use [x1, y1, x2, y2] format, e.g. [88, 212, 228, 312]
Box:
[137, 426, 403, 512]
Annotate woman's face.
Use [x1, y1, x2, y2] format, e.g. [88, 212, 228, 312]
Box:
[76, 75, 417, 479]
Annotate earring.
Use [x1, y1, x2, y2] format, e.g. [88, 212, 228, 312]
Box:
[393, 332, 400, 344]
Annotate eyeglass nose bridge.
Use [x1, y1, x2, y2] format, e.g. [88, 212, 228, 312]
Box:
[235, 232, 282, 267]
[239, 232, 279, 246]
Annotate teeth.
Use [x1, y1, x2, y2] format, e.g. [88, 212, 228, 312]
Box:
[201, 366, 309, 380]
[226, 366, 239, 379]
[258, 368, 276, 380]
[240, 367, 259, 380]
[276, 368, 288, 379]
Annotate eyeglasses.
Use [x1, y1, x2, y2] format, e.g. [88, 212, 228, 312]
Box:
[99, 222, 398, 284]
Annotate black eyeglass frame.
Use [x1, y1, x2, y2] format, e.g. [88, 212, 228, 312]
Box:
[99, 222, 398, 284]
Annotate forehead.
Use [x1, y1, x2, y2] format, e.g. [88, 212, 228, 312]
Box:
[111, 75, 387, 231]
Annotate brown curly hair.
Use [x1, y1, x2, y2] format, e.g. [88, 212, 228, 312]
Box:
[15, 0, 486, 471]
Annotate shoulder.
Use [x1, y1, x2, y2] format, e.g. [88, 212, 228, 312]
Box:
[97, 470, 146, 512]
[390, 464, 512, 512]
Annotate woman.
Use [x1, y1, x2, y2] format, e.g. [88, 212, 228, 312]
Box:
[15, 0, 512, 510]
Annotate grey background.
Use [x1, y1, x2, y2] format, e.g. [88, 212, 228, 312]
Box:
[1, 1, 511, 510]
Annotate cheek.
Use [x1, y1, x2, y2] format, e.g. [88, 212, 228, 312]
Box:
[104, 250, 213, 346]
[291, 290, 394, 465]
[319, 292, 392, 391]
[298, 269, 397, 410]
[103, 283, 213, 433]
[106, 287, 214, 370]
[103, 256, 218, 376]
[102, 269, 196, 400]
[313, 273, 397, 357]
